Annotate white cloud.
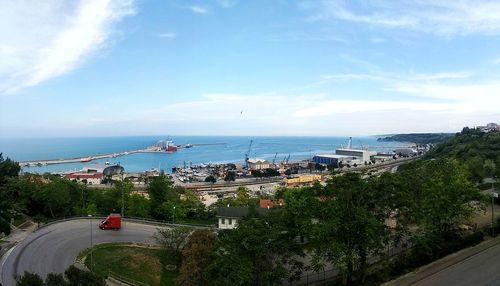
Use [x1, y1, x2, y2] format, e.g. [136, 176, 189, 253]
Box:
[156, 32, 176, 39]
[303, 0, 500, 36]
[0, 0, 135, 94]
[189, 5, 209, 14]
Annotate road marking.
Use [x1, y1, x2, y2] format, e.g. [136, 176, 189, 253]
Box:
[0, 242, 18, 285]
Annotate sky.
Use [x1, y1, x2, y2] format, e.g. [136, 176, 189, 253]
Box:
[0, 0, 499, 137]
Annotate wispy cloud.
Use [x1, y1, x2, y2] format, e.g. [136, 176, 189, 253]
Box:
[216, 0, 238, 8]
[302, 0, 500, 36]
[189, 5, 209, 14]
[156, 32, 176, 39]
[0, 0, 135, 95]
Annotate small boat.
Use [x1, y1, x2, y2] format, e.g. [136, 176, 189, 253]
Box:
[105, 160, 110, 165]
[185, 144, 193, 148]
[81, 157, 92, 163]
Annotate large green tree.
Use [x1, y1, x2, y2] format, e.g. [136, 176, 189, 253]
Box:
[177, 229, 216, 286]
[310, 173, 389, 285]
[205, 212, 304, 286]
[147, 173, 177, 219]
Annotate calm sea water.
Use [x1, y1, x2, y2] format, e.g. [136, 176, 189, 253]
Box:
[0, 136, 403, 173]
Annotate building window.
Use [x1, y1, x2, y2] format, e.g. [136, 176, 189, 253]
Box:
[221, 218, 225, 224]
[228, 218, 232, 225]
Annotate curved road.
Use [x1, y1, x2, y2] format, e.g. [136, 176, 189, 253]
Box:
[1, 219, 160, 286]
[412, 242, 500, 286]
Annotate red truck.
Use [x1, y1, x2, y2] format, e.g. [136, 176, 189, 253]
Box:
[99, 213, 121, 230]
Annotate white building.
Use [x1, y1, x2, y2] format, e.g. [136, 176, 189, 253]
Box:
[247, 158, 270, 170]
[335, 149, 377, 163]
[65, 172, 103, 185]
[217, 207, 270, 230]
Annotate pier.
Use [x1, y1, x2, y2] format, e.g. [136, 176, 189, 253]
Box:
[19, 142, 228, 167]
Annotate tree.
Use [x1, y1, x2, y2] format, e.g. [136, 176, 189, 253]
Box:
[127, 193, 150, 218]
[224, 171, 236, 182]
[64, 265, 105, 286]
[16, 272, 44, 286]
[45, 273, 68, 286]
[205, 175, 217, 184]
[0, 154, 21, 235]
[177, 229, 216, 286]
[314, 163, 326, 173]
[155, 226, 192, 266]
[311, 173, 389, 285]
[0, 153, 20, 186]
[204, 213, 304, 286]
[147, 174, 177, 219]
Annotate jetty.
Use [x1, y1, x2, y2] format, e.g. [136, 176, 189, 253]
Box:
[19, 142, 228, 168]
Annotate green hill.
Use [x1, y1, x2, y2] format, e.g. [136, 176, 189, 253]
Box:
[425, 128, 500, 183]
[377, 133, 453, 144]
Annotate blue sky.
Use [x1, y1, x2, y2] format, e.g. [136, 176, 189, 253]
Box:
[0, 0, 499, 137]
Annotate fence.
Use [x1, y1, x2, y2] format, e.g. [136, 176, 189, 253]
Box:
[108, 270, 149, 286]
[35, 215, 215, 232]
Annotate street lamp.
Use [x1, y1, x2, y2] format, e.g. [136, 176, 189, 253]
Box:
[88, 214, 93, 271]
[172, 206, 176, 224]
[492, 177, 498, 237]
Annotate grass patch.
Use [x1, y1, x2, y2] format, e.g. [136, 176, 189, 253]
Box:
[13, 215, 28, 227]
[83, 243, 177, 286]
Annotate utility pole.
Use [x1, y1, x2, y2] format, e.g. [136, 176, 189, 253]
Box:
[121, 171, 124, 218]
[88, 214, 93, 271]
[173, 206, 176, 224]
[492, 177, 498, 237]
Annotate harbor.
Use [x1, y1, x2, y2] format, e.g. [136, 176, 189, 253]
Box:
[6, 135, 416, 175]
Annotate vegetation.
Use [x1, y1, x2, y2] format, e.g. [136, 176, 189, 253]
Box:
[176, 229, 216, 286]
[377, 133, 453, 144]
[172, 157, 484, 286]
[0, 167, 214, 235]
[83, 243, 173, 286]
[16, 265, 104, 286]
[155, 226, 192, 266]
[425, 128, 500, 183]
[224, 171, 236, 182]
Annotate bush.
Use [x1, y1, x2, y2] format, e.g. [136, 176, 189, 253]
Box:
[0, 216, 11, 236]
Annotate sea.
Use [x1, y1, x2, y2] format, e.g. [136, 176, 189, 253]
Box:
[0, 136, 406, 174]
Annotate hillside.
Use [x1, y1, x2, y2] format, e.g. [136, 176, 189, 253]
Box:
[377, 133, 454, 144]
[425, 128, 500, 183]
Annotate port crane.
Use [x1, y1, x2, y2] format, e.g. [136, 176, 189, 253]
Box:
[285, 154, 291, 164]
[272, 152, 278, 165]
[244, 140, 253, 168]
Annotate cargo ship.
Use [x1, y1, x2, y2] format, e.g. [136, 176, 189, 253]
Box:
[165, 141, 177, 152]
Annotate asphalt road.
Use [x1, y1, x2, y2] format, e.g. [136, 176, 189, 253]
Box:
[413, 242, 500, 286]
[1, 219, 159, 286]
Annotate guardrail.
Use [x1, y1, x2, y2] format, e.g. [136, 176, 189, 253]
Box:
[35, 215, 215, 232]
[108, 270, 148, 286]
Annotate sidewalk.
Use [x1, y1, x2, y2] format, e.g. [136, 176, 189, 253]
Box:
[383, 235, 500, 286]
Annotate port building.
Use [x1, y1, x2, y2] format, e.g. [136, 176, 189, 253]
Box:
[247, 158, 270, 170]
[83, 164, 124, 177]
[335, 149, 377, 163]
[312, 154, 354, 167]
[65, 172, 103, 185]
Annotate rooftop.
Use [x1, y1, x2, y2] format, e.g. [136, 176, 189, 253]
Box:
[217, 206, 271, 218]
[247, 158, 269, 164]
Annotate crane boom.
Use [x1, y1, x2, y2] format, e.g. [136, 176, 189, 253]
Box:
[272, 152, 278, 165]
[244, 140, 253, 168]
